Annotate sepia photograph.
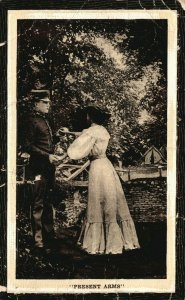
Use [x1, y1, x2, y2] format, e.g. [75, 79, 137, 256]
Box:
[7, 10, 177, 293]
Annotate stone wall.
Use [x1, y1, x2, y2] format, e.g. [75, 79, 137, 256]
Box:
[123, 178, 166, 222]
[54, 177, 167, 227]
[17, 177, 167, 229]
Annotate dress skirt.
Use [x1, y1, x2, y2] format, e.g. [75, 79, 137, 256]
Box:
[78, 157, 140, 254]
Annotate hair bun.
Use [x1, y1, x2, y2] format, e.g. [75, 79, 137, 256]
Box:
[85, 105, 111, 125]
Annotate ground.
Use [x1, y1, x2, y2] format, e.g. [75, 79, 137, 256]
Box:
[16, 181, 166, 279]
[16, 212, 166, 279]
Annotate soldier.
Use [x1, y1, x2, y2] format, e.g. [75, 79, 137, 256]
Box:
[21, 90, 60, 253]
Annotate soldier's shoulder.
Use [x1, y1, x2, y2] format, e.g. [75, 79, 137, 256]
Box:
[26, 113, 36, 122]
[22, 113, 39, 125]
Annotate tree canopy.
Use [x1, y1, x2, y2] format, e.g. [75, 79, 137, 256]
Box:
[17, 19, 167, 166]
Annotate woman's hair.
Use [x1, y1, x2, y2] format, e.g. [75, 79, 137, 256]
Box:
[85, 106, 111, 125]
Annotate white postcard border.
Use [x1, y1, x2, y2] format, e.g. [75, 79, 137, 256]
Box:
[7, 9, 177, 294]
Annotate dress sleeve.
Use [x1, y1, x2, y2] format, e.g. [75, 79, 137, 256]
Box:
[67, 130, 96, 160]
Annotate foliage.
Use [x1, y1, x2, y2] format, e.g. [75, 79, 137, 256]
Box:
[17, 20, 167, 166]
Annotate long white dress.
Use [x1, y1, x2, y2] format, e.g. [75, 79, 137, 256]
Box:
[67, 124, 140, 254]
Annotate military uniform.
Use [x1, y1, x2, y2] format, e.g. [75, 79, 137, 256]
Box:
[22, 111, 58, 248]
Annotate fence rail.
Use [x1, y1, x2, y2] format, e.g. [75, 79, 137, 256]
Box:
[15, 164, 167, 186]
[116, 166, 167, 182]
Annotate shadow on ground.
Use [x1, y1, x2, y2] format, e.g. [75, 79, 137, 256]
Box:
[16, 215, 166, 279]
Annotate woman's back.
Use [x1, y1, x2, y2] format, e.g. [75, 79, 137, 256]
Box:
[67, 117, 140, 254]
[67, 124, 110, 160]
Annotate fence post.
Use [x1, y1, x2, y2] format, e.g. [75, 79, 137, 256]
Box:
[23, 165, 26, 183]
[158, 166, 162, 177]
[128, 169, 131, 181]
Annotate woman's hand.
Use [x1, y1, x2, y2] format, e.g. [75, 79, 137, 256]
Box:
[58, 128, 81, 136]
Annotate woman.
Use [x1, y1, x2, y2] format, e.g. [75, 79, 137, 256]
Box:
[67, 106, 140, 254]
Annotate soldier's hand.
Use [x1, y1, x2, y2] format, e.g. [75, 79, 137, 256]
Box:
[58, 153, 68, 161]
[50, 153, 68, 166]
[49, 154, 60, 164]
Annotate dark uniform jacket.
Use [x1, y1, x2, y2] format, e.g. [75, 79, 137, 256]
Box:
[21, 111, 58, 180]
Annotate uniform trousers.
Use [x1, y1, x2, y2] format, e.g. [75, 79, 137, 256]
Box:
[29, 160, 55, 248]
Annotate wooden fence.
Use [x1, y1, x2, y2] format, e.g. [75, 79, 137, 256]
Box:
[16, 163, 167, 186]
[116, 165, 167, 182]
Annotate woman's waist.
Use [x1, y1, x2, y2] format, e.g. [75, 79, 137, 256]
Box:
[89, 154, 107, 161]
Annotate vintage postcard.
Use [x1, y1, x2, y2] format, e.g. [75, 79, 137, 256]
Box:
[7, 10, 177, 293]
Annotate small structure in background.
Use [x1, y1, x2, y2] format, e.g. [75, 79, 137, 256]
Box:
[115, 145, 167, 182]
[142, 146, 166, 166]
